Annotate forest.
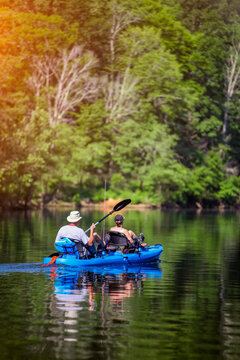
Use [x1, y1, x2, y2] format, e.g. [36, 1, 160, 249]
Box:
[0, 0, 240, 209]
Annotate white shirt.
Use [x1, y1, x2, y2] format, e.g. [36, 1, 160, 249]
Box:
[55, 225, 89, 245]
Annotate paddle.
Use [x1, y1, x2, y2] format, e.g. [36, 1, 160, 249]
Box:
[85, 198, 131, 233]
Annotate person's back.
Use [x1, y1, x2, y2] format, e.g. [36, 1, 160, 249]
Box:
[55, 224, 89, 244]
[109, 214, 137, 245]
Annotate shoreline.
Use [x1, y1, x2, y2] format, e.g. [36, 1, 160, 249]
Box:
[45, 199, 240, 212]
[1, 198, 239, 211]
[2, 197, 239, 212]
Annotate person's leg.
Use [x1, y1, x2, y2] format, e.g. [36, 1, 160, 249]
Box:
[93, 232, 105, 252]
[138, 232, 145, 242]
[93, 232, 103, 243]
[76, 242, 85, 258]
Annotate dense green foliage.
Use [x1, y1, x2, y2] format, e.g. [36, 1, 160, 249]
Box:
[0, 0, 240, 208]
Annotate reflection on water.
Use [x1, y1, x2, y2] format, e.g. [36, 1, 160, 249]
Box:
[0, 209, 240, 359]
[41, 264, 162, 347]
[45, 264, 162, 312]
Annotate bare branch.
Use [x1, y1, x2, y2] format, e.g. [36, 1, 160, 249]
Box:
[102, 67, 139, 122]
[109, 2, 140, 69]
[223, 41, 240, 140]
[28, 45, 99, 126]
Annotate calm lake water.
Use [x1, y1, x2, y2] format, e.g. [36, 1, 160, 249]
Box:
[0, 208, 240, 360]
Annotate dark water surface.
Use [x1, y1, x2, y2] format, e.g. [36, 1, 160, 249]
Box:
[0, 208, 240, 360]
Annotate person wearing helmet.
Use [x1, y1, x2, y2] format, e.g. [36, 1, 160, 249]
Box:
[109, 214, 138, 245]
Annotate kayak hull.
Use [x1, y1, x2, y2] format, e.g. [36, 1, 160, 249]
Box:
[43, 244, 163, 267]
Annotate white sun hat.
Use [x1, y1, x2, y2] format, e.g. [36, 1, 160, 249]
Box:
[67, 210, 82, 223]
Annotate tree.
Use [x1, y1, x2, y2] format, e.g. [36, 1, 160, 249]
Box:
[29, 45, 99, 126]
[223, 39, 240, 142]
[102, 68, 139, 123]
[187, 150, 224, 206]
[0, 111, 53, 207]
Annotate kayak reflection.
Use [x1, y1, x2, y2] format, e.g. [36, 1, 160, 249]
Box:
[43, 264, 162, 313]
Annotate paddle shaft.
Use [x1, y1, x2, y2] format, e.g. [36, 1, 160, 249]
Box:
[85, 210, 115, 233]
[84, 199, 131, 233]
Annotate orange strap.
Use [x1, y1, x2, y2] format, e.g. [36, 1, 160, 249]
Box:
[41, 256, 58, 266]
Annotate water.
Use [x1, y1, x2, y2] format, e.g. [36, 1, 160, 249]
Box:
[0, 208, 240, 359]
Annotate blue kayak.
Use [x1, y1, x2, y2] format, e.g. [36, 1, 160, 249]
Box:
[43, 244, 163, 267]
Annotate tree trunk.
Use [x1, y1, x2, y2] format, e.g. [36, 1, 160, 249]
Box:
[223, 41, 240, 142]
[222, 97, 229, 142]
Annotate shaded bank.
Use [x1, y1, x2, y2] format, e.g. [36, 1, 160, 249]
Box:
[2, 198, 240, 212]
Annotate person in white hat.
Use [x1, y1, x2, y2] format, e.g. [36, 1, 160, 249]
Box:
[55, 210, 99, 256]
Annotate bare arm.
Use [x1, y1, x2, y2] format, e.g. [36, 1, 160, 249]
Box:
[87, 223, 95, 246]
[129, 230, 137, 239]
[122, 229, 134, 244]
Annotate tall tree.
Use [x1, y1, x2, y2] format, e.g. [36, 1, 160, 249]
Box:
[29, 45, 99, 126]
[223, 40, 240, 142]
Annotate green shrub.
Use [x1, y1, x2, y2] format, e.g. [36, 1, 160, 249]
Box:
[218, 176, 240, 205]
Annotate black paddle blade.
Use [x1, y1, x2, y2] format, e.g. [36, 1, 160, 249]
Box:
[85, 198, 131, 233]
[113, 199, 131, 211]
